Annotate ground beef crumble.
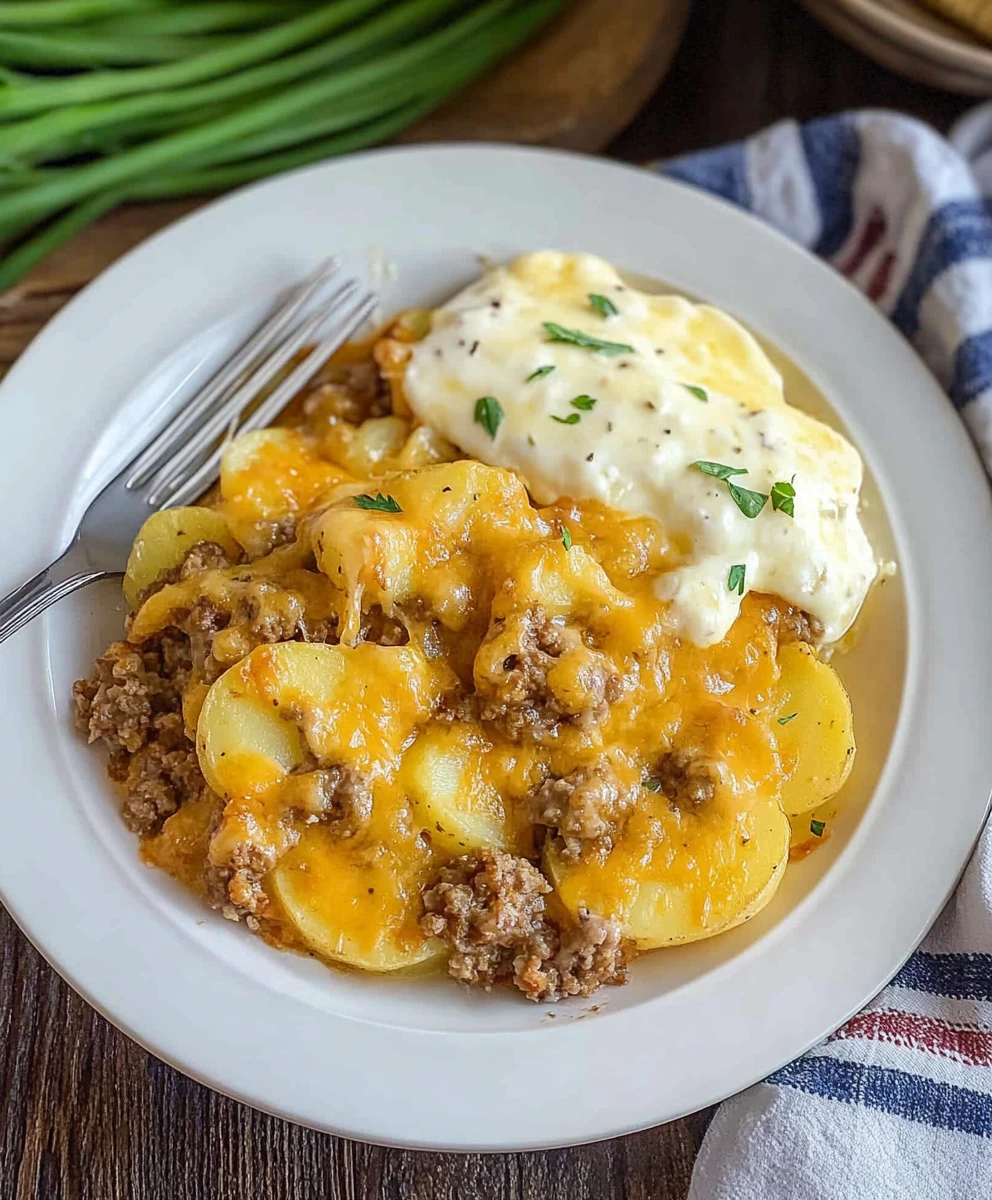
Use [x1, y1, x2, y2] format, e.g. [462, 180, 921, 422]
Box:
[135, 540, 239, 607]
[279, 765, 373, 837]
[303, 360, 391, 427]
[72, 633, 207, 835]
[530, 757, 638, 861]
[477, 608, 622, 741]
[764, 602, 823, 646]
[420, 848, 629, 1002]
[653, 750, 718, 808]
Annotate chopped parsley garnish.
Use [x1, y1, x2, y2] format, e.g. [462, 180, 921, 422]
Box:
[551, 413, 581, 425]
[353, 492, 402, 513]
[561, 527, 573, 551]
[683, 384, 708, 402]
[692, 461, 769, 519]
[692, 460, 749, 480]
[542, 321, 633, 356]
[641, 778, 662, 792]
[771, 479, 796, 518]
[728, 482, 768, 519]
[571, 394, 597, 411]
[526, 365, 555, 382]
[778, 713, 798, 726]
[589, 292, 618, 318]
[810, 818, 826, 837]
[473, 395, 504, 439]
[728, 564, 746, 595]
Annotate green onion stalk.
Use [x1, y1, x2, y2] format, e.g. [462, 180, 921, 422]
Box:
[0, 0, 568, 292]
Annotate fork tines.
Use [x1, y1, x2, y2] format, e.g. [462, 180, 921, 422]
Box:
[126, 258, 377, 510]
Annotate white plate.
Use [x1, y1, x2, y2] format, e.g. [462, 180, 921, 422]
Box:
[1, 145, 991, 1151]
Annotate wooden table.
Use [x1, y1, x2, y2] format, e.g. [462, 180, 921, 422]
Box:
[0, 2, 975, 1196]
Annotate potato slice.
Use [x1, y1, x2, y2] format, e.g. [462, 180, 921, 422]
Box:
[546, 709, 790, 948]
[197, 640, 442, 801]
[312, 460, 537, 639]
[401, 722, 510, 855]
[218, 428, 351, 547]
[271, 821, 445, 973]
[775, 642, 855, 816]
[123, 506, 240, 609]
[547, 793, 790, 949]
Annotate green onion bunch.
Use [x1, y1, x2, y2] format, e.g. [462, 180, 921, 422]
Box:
[0, 0, 567, 291]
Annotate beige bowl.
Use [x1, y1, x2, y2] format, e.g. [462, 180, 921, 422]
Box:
[800, 0, 992, 92]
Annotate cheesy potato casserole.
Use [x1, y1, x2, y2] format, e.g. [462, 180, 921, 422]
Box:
[74, 253, 876, 1002]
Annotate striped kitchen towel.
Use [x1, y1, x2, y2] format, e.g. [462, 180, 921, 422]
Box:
[659, 112, 992, 1200]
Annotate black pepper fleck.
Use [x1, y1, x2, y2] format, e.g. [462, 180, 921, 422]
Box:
[469, 340, 479, 356]
[586, 452, 594, 462]
[644, 401, 656, 411]
[607, 421, 614, 432]
[442, 486, 452, 493]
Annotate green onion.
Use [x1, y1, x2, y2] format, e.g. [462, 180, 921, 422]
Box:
[0, 0, 565, 289]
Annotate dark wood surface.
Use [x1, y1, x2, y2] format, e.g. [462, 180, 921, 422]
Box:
[0, 2, 976, 1197]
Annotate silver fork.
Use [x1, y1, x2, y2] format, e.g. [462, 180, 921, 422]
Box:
[0, 259, 377, 646]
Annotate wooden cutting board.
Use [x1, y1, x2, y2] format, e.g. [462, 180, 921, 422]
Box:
[404, 0, 692, 151]
[0, 0, 690, 330]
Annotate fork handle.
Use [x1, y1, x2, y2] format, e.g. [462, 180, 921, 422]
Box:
[0, 552, 110, 646]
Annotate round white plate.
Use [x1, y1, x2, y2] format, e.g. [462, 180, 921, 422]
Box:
[1, 145, 991, 1151]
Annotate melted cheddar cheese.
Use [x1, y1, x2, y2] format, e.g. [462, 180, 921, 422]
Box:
[82, 253, 867, 1002]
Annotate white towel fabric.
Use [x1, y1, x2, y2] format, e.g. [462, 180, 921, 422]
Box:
[656, 110, 992, 1200]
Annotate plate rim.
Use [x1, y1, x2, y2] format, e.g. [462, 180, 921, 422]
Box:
[1, 141, 991, 1150]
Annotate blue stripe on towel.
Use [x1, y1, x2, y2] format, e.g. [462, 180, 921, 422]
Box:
[663, 143, 752, 209]
[950, 331, 992, 411]
[892, 199, 992, 337]
[768, 1056, 992, 1137]
[799, 115, 860, 258]
[891, 951, 992, 1000]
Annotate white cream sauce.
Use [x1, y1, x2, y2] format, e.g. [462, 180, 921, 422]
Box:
[404, 252, 876, 646]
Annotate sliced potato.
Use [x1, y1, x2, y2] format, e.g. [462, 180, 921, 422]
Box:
[545, 707, 789, 947]
[196, 640, 442, 801]
[218, 428, 352, 546]
[547, 793, 790, 949]
[123, 506, 239, 608]
[775, 642, 855, 816]
[271, 821, 445, 972]
[402, 722, 510, 855]
[312, 460, 537, 638]
[319, 414, 410, 478]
